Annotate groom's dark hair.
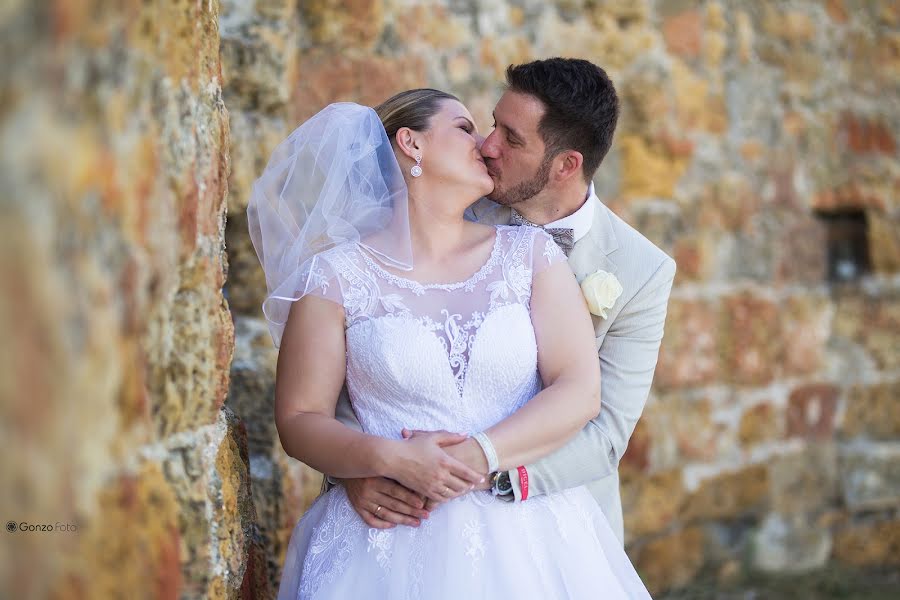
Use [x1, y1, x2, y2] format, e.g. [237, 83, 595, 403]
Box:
[505, 58, 619, 183]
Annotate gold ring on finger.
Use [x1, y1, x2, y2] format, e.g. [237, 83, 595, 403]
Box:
[443, 486, 451, 496]
[375, 505, 382, 514]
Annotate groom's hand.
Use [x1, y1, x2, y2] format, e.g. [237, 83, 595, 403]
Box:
[342, 476, 430, 529]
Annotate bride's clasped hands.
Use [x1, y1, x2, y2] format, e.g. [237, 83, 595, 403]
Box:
[340, 428, 491, 528]
[375, 428, 487, 503]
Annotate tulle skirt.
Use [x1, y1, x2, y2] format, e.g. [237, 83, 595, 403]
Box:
[277, 485, 651, 599]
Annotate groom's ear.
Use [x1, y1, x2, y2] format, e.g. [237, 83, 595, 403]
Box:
[553, 150, 584, 183]
[394, 127, 422, 160]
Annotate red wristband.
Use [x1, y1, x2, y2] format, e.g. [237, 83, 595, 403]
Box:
[517, 466, 529, 501]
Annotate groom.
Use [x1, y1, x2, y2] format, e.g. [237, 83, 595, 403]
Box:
[331, 58, 675, 544]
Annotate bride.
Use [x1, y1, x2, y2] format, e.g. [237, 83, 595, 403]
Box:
[248, 89, 651, 599]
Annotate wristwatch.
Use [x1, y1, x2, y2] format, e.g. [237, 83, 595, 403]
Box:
[490, 470, 513, 496]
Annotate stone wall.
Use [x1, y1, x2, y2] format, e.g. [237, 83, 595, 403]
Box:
[222, 0, 900, 595]
[2, 0, 897, 598]
[0, 1, 263, 598]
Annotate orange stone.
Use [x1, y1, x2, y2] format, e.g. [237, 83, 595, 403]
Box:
[663, 11, 703, 59]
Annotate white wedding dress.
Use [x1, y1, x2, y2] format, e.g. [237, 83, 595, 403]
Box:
[277, 225, 651, 599]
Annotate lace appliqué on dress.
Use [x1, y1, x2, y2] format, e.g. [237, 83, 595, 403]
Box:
[543, 238, 563, 265]
[298, 489, 365, 598]
[366, 529, 394, 573]
[320, 227, 542, 396]
[462, 518, 487, 576]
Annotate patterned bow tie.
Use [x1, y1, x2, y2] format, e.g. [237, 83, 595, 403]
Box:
[510, 211, 575, 256]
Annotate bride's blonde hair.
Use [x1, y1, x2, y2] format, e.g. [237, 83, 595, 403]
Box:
[375, 88, 459, 141]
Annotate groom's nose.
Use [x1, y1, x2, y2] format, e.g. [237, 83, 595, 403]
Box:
[480, 130, 499, 159]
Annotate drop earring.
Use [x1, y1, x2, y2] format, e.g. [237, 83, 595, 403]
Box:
[410, 154, 422, 178]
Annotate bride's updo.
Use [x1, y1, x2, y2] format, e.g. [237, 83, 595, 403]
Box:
[375, 88, 459, 139]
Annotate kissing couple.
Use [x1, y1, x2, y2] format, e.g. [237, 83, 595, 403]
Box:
[248, 57, 676, 599]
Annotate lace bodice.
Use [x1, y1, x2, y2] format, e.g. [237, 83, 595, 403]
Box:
[308, 225, 565, 438]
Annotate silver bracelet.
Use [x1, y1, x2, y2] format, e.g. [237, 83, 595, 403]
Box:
[472, 431, 499, 473]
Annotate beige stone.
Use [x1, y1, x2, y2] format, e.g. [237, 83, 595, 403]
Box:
[735, 10, 754, 63]
[683, 465, 770, 521]
[752, 513, 832, 573]
[622, 469, 686, 540]
[781, 295, 833, 376]
[631, 526, 705, 595]
[841, 380, 900, 440]
[671, 59, 728, 133]
[620, 135, 690, 199]
[839, 443, 900, 510]
[868, 210, 900, 275]
[300, 0, 385, 49]
[738, 402, 779, 446]
[769, 444, 839, 515]
[833, 517, 900, 566]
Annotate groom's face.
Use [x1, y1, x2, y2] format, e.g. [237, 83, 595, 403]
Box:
[481, 91, 553, 206]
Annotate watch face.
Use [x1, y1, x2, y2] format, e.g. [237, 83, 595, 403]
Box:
[497, 472, 513, 494]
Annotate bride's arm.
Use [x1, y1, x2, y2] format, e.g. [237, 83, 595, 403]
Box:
[479, 261, 601, 470]
[274, 294, 484, 498]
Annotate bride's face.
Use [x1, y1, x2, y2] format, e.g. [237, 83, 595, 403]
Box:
[420, 100, 494, 199]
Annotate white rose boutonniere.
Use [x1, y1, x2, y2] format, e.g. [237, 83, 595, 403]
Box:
[580, 270, 623, 319]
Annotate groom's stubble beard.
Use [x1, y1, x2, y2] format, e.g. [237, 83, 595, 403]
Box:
[487, 152, 554, 207]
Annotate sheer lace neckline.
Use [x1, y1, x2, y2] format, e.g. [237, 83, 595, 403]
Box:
[356, 225, 504, 292]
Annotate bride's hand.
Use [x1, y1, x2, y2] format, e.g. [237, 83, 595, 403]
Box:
[404, 429, 492, 488]
[382, 431, 485, 501]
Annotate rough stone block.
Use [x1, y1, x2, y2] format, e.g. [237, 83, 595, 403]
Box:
[622, 469, 686, 540]
[643, 394, 718, 466]
[834, 291, 900, 371]
[719, 292, 781, 386]
[841, 380, 900, 440]
[839, 442, 900, 510]
[738, 402, 779, 447]
[775, 217, 828, 283]
[683, 465, 770, 521]
[655, 299, 720, 389]
[769, 444, 839, 515]
[780, 295, 833, 376]
[620, 135, 690, 199]
[786, 384, 839, 440]
[631, 526, 705, 595]
[299, 0, 385, 49]
[663, 11, 703, 59]
[290, 52, 427, 123]
[752, 513, 832, 573]
[868, 210, 900, 275]
[48, 462, 182, 599]
[833, 516, 900, 566]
